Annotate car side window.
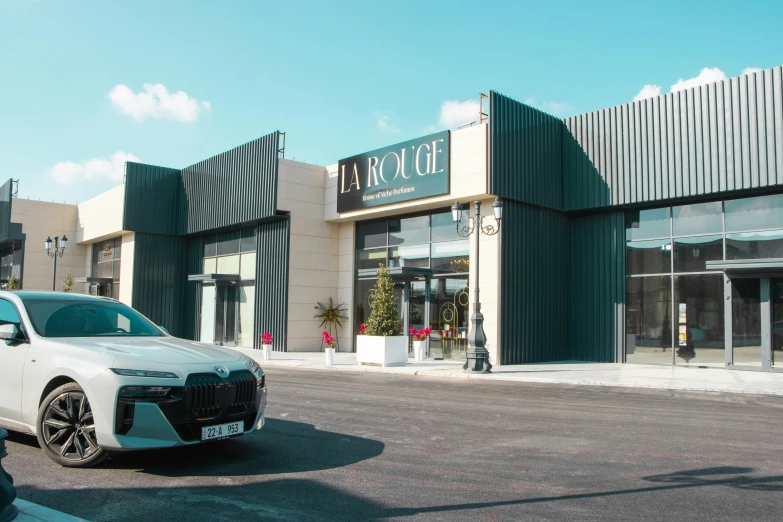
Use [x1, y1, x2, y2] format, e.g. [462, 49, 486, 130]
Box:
[0, 299, 22, 326]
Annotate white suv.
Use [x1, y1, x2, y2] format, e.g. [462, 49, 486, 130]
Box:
[0, 291, 267, 467]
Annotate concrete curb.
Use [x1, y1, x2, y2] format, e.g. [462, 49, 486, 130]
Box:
[237, 349, 783, 397]
[13, 499, 89, 522]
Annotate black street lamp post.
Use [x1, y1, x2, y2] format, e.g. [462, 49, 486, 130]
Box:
[452, 198, 503, 373]
[45, 235, 67, 292]
[0, 428, 17, 522]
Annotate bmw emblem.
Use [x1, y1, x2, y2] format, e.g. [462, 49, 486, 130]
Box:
[214, 366, 228, 375]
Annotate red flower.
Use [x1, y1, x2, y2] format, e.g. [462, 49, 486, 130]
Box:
[261, 332, 273, 344]
[359, 324, 367, 335]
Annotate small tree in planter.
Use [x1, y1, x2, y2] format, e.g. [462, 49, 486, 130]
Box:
[356, 265, 407, 367]
[6, 275, 20, 290]
[62, 271, 74, 293]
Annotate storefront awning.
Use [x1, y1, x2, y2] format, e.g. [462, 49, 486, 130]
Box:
[187, 273, 241, 282]
[706, 258, 783, 273]
[357, 267, 432, 281]
[73, 277, 113, 284]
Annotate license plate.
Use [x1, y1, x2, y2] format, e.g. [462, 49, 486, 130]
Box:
[201, 421, 243, 441]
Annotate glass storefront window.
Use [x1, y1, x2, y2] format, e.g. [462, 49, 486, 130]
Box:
[240, 227, 256, 252]
[428, 277, 470, 360]
[626, 239, 671, 275]
[731, 278, 762, 366]
[237, 284, 255, 348]
[626, 208, 670, 240]
[240, 252, 256, 279]
[726, 230, 783, 260]
[673, 235, 723, 272]
[625, 276, 673, 364]
[672, 202, 723, 236]
[356, 221, 387, 249]
[204, 257, 217, 273]
[357, 249, 387, 270]
[431, 210, 468, 242]
[431, 240, 469, 274]
[725, 193, 783, 232]
[674, 275, 725, 366]
[388, 215, 429, 245]
[217, 254, 240, 274]
[389, 244, 429, 268]
[217, 231, 241, 256]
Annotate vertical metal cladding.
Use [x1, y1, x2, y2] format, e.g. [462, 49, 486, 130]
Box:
[563, 66, 783, 210]
[499, 201, 570, 364]
[568, 212, 625, 362]
[123, 163, 181, 235]
[489, 91, 565, 211]
[182, 237, 204, 341]
[254, 218, 290, 351]
[0, 179, 13, 242]
[131, 233, 187, 336]
[179, 132, 280, 235]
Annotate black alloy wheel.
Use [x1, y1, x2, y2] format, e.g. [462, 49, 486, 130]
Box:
[36, 382, 107, 467]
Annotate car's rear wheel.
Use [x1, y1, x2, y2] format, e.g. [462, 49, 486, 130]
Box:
[36, 382, 107, 467]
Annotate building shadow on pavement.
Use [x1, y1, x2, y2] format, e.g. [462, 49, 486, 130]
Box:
[103, 418, 385, 477]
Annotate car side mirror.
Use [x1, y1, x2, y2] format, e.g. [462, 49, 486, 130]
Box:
[0, 323, 20, 341]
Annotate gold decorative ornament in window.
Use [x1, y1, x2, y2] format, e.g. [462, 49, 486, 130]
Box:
[450, 258, 469, 273]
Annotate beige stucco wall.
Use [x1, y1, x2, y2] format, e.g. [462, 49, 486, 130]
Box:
[76, 184, 126, 243]
[10, 199, 89, 293]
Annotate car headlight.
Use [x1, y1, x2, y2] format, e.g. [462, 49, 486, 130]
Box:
[111, 369, 180, 379]
[241, 355, 264, 385]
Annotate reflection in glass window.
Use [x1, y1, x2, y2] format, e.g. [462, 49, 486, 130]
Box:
[625, 276, 673, 364]
[732, 278, 762, 366]
[726, 231, 783, 260]
[626, 239, 671, 275]
[431, 210, 469, 242]
[724, 193, 783, 232]
[237, 285, 255, 348]
[388, 215, 429, 245]
[625, 208, 670, 240]
[674, 275, 725, 366]
[431, 241, 469, 274]
[672, 202, 723, 236]
[357, 249, 387, 270]
[356, 221, 387, 249]
[673, 235, 723, 272]
[389, 244, 429, 268]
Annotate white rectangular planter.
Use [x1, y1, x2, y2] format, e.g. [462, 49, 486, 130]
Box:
[356, 335, 408, 367]
[413, 340, 427, 361]
[261, 344, 272, 361]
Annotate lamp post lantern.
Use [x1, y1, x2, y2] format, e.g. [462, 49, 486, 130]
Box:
[452, 198, 503, 373]
[45, 235, 67, 292]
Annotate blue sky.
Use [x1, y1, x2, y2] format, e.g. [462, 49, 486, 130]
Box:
[1, 0, 781, 204]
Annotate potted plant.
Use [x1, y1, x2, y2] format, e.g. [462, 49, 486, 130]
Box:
[356, 264, 407, 367]
[260, 332, 273, 360]
[322, 331, 336, 366]
[410, 326, 432, 361]
[314, 297, 348, 352]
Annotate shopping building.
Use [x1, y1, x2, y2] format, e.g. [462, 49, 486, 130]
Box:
[2, 65, 782, 371]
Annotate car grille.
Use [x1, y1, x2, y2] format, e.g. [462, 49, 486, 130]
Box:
[185, 371, 257, 421]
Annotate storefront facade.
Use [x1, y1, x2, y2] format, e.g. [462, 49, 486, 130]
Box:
[0, 65, 781, 370]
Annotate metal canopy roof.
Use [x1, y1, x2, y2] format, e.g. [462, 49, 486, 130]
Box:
[706, 258, 783, 273]
[187, 273, 241, 282]
[73, 277, 113, 284]
[356, 267, 432, 281]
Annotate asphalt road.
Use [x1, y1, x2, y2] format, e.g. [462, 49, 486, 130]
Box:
[4, 368, 783, 521]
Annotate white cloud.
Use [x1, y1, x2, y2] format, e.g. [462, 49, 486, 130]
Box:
[523, 97, 573, 115]
[375, 112, 400, 133]
[438, 99, 480, 128]
[741, 67, 763, 76]
[108, 83, 211, 122]
[670, 67, 727, 93]
[48, 151, 141, 185]
[633, 84, 662, 102]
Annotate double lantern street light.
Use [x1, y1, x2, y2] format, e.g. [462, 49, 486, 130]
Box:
[45, 235, 67, 292]
[451, 198, 503, 373]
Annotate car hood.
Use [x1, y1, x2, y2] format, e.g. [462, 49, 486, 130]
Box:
[51, 336, 243, 365]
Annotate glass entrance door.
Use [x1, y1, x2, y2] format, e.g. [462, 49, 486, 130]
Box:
[408, 281, 427, 353]
[728, 276, 778, 370]
[772, 278, 783, 367]
[214, 283, 238, 346]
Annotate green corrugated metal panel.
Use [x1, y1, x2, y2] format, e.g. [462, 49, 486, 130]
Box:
[0, 179, 13, 242]
[499, 201, 569, 364]
[568, 211, 625, 362]
[131, 232, 187, 336]
[489, 91, 564, 210]
[123, 163, 181, 235]
[254, 218, 290, 351]
[563, 65, 783, 210]
[179, 132, 280, 235]
[182, 236, 204, 341]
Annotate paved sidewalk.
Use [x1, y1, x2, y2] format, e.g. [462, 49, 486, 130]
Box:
[235, 348, 783, 396]
[12, 499, 89, 522]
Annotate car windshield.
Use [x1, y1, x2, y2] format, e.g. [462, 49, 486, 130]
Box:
[20, 298, 164, 338]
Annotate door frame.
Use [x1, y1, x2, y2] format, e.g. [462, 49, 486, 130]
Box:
[214, 282, 239, 347]
[724, 272, 782, 372]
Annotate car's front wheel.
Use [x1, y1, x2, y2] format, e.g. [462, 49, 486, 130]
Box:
[36, 382, 107, 467]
